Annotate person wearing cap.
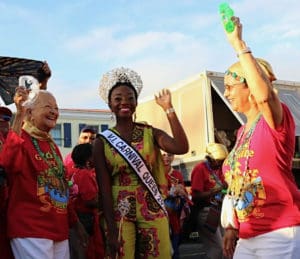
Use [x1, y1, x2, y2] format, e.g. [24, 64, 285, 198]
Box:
[221, 16, 300, 258]
[0, 106, 14, 259]
[93, 67, 189, 258]
[0, 106, 12, 147]
[190, 142, 228, 259]
[64, 126, 97, 172]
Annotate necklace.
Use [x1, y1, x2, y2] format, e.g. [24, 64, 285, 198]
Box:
[205, 161, 224, 188]
[32, 137, 64, 178]
[227, 113, 262, 206]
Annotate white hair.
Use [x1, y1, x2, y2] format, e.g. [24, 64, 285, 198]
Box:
[23, 90, 56, 108]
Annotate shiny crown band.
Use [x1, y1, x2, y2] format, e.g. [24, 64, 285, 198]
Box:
[99, 67, 143, 103]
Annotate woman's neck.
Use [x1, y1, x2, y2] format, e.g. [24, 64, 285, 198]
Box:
[244, 108, 261, 132]
[115, 120, 135, 142]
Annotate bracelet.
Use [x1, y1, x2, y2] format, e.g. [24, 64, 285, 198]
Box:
[165, 107, 175, 114]
[237, 47, 251, 58]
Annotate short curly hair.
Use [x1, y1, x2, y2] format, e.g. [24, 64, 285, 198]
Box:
[71, 143, 93, 167]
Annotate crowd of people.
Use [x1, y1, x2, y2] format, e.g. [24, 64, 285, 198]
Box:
[0, 13, 300, 259]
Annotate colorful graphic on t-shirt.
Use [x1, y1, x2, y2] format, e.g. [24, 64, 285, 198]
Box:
[224, 140, 266, 222]
[36, 152, 69, 213]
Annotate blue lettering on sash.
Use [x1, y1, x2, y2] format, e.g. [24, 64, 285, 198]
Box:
[142, 172, 158, 195]
[103, 131, 167, 215]
[107, 134, 117, 143]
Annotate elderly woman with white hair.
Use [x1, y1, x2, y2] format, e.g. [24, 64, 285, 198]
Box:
[221, 15, 300, 259]
[0, 88, 70, 259]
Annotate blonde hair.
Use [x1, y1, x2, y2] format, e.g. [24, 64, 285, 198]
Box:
[206, 143, 228, 160]
[227, 58, 277, 83]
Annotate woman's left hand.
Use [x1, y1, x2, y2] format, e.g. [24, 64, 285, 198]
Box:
[225, 16, 244, 51]
[155, 88, 172, 111]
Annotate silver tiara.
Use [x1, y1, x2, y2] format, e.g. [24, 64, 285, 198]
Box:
[99, 67, 143, 103]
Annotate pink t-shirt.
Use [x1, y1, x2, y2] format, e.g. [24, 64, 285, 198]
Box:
[64, 152, 74, 177]
[222, 104, 300, 238]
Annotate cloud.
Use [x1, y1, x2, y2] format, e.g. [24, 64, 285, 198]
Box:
[64, 26, 189, 62]
[2, 0, 300, 110]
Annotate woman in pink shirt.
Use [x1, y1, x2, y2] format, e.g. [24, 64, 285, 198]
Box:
[221, 16, 300, 258]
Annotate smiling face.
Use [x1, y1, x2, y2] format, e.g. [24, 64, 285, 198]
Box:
[224, 74, 250, 113]
[162, 153, 174, 167]
[28, 92, 59, 132]
[108, 84, 137, 118]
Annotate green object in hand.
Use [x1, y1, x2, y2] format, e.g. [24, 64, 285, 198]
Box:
[221, 189, 227, 194]
[219, 2, 235, 33]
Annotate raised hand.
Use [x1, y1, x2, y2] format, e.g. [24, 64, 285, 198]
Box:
[154, 88, 173, 111]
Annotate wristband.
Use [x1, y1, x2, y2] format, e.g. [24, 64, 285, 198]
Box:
[165, 107, 175, 114]
[237, 47, 251, 58]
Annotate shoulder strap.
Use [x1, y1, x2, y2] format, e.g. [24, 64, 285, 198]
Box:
[100, 129, 167, 215]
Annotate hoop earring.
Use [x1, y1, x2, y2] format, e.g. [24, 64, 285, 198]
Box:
[248, 94, 254, 103]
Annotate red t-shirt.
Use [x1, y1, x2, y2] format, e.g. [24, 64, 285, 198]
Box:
[69, 167, 98, 213]
[0, 130, 69, 241]
[222, 104, 300, 238]
[191, 162, 225, 195]
[165, 169, 186, 234]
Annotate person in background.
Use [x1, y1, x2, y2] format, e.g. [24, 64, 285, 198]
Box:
[162, 152, 190, 259]
[0, 106, 12, 146]
[93, 67, 189, 258]
[191, 143, 228, 259]
[221, 16, 300, 259]
[64, 126, 97, 171]
[0, 106, 14, 259]
[38, 61, 52, 90]
[64, 126, 97, 259]
[0, 89, 70, 259]
[68, 143, 104, 259]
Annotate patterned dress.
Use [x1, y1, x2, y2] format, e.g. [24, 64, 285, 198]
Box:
[102, 123, 171, 259]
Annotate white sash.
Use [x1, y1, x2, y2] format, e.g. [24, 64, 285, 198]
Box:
[101, 129, 167, 215]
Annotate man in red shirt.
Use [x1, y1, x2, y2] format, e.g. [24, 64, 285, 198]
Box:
[64, 126, 97, 172]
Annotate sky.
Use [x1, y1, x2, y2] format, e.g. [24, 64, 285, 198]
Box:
[1, 0, 300, 111]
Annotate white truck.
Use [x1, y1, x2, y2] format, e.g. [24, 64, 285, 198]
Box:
[136, 71, 300, 184]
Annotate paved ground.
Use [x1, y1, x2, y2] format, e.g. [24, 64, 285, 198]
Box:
[179, 241, 209, 259]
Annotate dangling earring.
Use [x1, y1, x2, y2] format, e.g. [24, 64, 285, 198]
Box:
[110, 112, 115, 121]
[133, 112, 136, 122]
